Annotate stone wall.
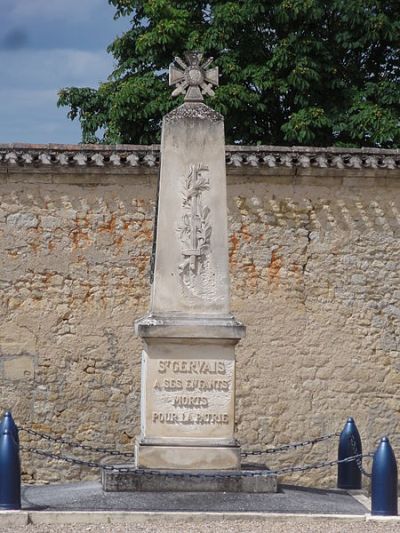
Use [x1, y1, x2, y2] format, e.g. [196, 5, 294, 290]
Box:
[0, 145, 399, 487]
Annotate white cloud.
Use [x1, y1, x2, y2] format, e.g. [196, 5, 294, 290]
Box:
[0, 49, 115, 90]
[0, 1, 130, 144]
[1, 0, 128, 52]
[0, 48, 115, 143]
[7, 0, 101, 23]
[0, 88, 82, 143]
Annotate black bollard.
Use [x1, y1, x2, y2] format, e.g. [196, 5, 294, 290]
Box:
[0, 428, 21, 510]
[337, 417, 362, 489]
[371, 437, 398, 516]
[0, 412, 19, 446]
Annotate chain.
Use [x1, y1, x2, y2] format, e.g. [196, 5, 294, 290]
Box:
[19, 426, 338, 460]
[350, 434, 372, 478]
[241, 431, 340, 456]
[20, 446, 108, 469]
[271, 452, 373, 477]
[20, 445, 373, 479]
[18, 427, 135, 458]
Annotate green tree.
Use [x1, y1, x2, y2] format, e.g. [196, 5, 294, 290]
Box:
[58, 0, 400, 147]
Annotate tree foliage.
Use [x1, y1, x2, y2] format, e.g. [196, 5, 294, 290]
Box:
[58, 0, 400, 147]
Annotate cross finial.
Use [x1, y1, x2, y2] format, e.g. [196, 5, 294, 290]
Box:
[169, 52, 219, 102]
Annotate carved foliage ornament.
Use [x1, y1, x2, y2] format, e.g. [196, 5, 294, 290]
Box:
[169, 52, 219, 102]
[177, 164, 212, 294]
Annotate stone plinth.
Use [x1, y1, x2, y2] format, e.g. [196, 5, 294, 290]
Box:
[135, 316, 244, 469]
[102, 467, 278, 493]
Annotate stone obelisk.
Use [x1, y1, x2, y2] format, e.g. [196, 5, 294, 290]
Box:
[135, 52, 245, 470]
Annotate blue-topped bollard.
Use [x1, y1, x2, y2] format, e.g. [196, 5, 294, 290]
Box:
[337, 417, 362, 489]
[371, 437, 398, 516]
[0, 428, 21, 510]
[0, 411, 19, 446]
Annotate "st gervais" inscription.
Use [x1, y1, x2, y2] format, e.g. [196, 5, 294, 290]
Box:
[158, 360, 225, 374]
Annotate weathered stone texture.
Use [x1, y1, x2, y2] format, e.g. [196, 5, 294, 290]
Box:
[0, 172, 154, 483]
[229, 173, 400, 487]
[0, 159, 399, 488]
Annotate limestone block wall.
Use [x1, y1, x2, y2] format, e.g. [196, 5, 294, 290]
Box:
[0, 144, 399, 487]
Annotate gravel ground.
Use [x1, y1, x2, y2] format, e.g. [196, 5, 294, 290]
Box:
[2, 519, 400, 533]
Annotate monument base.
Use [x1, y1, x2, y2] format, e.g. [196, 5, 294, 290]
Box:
[136, 443, 240, 470]
[102, 467, 278, 493]
[135, 315, 245, 472]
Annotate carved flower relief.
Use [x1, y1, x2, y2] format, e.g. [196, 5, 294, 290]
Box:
[197, 206, 212, 253]
[178, 214, 192, 251]
[178, 206, 212, 258]
[182, 166, 209, 204]
[177, 164, 213, 293]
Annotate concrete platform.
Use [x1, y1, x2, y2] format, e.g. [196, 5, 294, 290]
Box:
[20, 481, 368, 515]
[102, 466, 277, 492]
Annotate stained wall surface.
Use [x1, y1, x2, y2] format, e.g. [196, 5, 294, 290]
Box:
[0, 148, 399, 487]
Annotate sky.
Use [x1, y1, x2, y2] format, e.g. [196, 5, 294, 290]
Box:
[0, 0, 130, 144]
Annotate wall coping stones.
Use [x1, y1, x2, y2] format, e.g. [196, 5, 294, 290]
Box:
[0, 143, 399, 175]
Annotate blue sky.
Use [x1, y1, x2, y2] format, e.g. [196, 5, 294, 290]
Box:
[0, 0, 129, 144]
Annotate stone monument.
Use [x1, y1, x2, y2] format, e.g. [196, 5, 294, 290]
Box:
[135, 52, 245, 470]
[103, 53, 277, 491]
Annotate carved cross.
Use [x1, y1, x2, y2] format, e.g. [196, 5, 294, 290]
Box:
[169, 52, 219, 102]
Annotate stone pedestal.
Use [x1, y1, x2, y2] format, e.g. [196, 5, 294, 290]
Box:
[135, 316, 244, 469]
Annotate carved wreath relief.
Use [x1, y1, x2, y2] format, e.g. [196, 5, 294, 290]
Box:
[177, 164, 216, 299]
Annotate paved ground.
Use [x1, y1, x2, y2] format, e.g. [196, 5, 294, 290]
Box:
[2, 518, 400, 533]
[20, 481, 367, 514]
[0, 481, 397, 532]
